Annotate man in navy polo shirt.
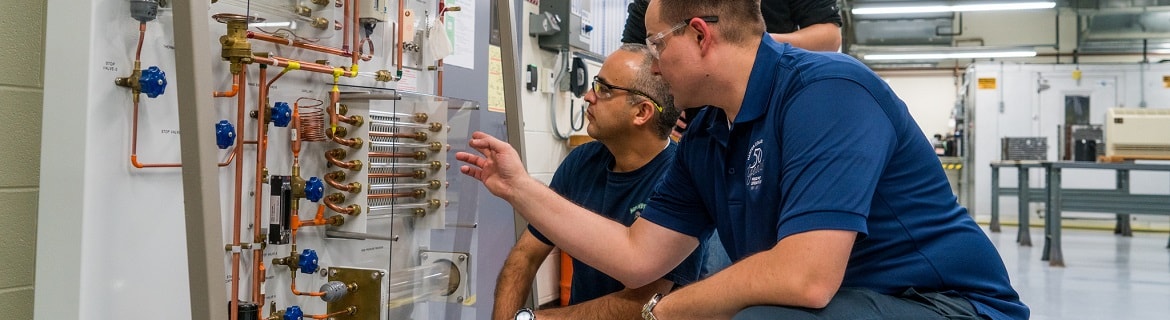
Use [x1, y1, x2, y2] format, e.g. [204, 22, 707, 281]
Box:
[459, 0, 1027, 319]
[491, 44, 706, 320]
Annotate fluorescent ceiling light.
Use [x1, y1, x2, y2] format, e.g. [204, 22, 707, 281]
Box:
[863, 49, 1037, 60]
[852, 1, 1056, 15]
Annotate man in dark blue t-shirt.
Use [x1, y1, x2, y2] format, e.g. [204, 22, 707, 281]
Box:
[491, 44, 704, 320]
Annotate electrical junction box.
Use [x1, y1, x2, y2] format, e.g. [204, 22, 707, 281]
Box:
[536, 0, 592, 52]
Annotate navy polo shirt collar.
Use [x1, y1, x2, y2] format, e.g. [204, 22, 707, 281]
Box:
[735, 33, 786, 124]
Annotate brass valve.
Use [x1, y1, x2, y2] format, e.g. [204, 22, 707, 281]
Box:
[217, 16, 254, 75]
[311, 17, 329, 30]
[375, 70, 393, 82]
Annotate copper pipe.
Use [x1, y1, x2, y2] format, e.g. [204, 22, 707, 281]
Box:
[396, 0, 405, 79]
[370, 131, 427, 141]
[325, 171, 362, 193]
[324, 193, 361, 215]
[214, 77, 240, 97]
[247, 31, 352, 57]
[368, 189, 426, 199]
[230, 66, 247, 320]
[326, 90, 364, 148]
[368, 170, 427, 179]
[369, 151, 427, 160]
[435, 1, 445, 95]
[252, 65, 270, 308]
[135, 22, 145, 60]
[326, 149, 363, 170]
[252, 55, 356, 77]
[342, 0, 350, 53]
[352, 0, 361, 67]
[290, 272, 326, 297]
[309, 308, 356, 319]
[338, 114, 364, 126]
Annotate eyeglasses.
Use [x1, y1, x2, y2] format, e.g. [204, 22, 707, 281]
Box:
[645, 16, 719, 59]
[591, 76, 663, 113]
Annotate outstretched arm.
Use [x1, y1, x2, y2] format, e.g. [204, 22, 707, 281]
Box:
[536, 279, 674, 320]
[493, 231, 554, 320]
[770, 23, 841, 51]
[456, 132, 698, 288]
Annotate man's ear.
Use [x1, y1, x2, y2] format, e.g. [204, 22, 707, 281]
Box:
[631, 100, 656, 127]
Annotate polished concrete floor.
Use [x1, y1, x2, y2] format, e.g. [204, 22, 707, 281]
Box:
[987, 226, 1170, 319]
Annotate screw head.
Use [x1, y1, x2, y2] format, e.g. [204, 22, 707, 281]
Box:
[456, 296, 464, 303]
[421, 253, 429, 260]
[330, 269, 339, 277]
[458, 255, 466, 261]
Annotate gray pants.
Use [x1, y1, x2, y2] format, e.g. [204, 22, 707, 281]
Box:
[733, 288, 984, 320]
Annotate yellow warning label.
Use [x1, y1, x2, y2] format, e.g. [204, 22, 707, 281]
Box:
[942, 164, 963, 170]
[978, 78, 996, 89]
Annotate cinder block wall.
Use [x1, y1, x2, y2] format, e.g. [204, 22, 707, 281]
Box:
[0, 0, 45, 318]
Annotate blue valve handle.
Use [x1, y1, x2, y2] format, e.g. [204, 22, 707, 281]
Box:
[215, 120, 235, 149]
[298, 249, 319, 274]
[283, 306, 303, 320]
[139, 66, 167, 98]
[305, 177, 324, 202]
[272, 102, 292, 127]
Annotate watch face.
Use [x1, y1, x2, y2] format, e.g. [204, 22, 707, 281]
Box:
[515, 309, 535, 320]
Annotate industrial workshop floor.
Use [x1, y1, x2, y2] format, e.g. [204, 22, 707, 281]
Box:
[988, 226, 1170, 319]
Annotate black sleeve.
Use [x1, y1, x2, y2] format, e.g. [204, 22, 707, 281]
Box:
[788, 0, 842, 29]
[621, 0, 651, 44]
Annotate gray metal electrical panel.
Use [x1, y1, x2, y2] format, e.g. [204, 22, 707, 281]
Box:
[536, 0, 592, 52]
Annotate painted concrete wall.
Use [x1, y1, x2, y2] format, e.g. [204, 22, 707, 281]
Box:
[0, 0, 45, 318]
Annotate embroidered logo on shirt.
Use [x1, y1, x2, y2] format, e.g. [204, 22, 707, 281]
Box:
[747, 139, 765, 191]
[629, 202, 646, 218]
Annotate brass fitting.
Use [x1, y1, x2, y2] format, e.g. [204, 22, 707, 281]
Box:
[427, 199, 442, 209]
[326, 215, 345, 226]
[326, 171, 362, 193]
[291, 174, 306, 199]
[340, 115, 364, 127]
[337, 104, 349, 116]
[427, 180, 441, 190]
[311, 17, 329, 30]
[413, 113, 429, 123]
[412, 132, 429, 141]
[272, 253, 300, 270]
[311, 0, 329, 5]
[412, 151, 428, 161]
[219, 18, 253, 74]
[413, 170, 429, 180]
[295, 5, 312, 17]
[411, 189, 427, 199]
[333, 126, 348, 138]
[429, 161, 443, 171]
[114, 61, 144, 102]
[428, 122, 443, 132]
[428, 142, 443, 151]
[375, 70, 393, 82]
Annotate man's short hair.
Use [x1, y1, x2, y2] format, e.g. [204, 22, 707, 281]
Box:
[618, 43, 680, 139]
[656, 0, 765, 44]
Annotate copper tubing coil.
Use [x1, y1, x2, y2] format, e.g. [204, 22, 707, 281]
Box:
[325, 171, 362, 193]
[368, 189, 427, 199]
[368, 170, 428, 179]
[324, 193, 361, 215]
[297, 105, 328, 142]
[369, 110, 429, 123]
[369, 151, 428, 161]
[325, 149, 364, 171]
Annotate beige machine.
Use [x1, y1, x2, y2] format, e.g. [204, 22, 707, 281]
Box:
[1104, 108, 1170, 161]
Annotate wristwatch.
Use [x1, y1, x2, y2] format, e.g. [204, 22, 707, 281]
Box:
[641, 293, 664, 320]
[514, 308, 535, 320]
